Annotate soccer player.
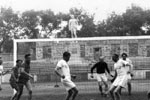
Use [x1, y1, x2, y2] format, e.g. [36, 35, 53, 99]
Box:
[109, 54, 130, 100]
[121, 53, 133, 95]
[9, 59, 23, 100]
[17, 54, 33, 100]
[90, 56, 112, 96]
[68, 15, 78, 38]
[0, 57, 3, 90]
[55, 52, 78, 100]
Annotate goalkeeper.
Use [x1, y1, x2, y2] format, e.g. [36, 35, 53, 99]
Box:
[90, 56, 113, 96]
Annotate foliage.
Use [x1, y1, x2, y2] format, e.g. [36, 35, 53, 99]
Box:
[1, 4, 150, 52]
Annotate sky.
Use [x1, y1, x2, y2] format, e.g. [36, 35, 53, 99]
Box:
[1, 0, 150, 21]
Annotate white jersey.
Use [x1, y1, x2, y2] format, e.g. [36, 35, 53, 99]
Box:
[114, 59, 128, 76]
[56, 59, 71, 79]
[121, 58, 133, 72]
[0, 65, 3, 74]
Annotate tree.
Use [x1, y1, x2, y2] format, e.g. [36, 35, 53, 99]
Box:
[0, 7, 21, 52]
[122, 4, 145, 35]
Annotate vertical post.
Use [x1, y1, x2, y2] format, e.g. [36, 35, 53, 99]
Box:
[13, 40, 17, 66]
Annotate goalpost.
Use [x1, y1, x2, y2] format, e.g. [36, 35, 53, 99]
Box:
[13, 36, 150, 82]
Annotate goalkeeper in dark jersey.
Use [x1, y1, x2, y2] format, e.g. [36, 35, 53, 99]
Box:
[91, 56, 112, 96]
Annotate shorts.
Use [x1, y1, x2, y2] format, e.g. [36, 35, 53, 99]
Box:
[96, 73, 108, 82]
[18, 79, 29, 85]
[61, 77, 76, 91]
[112, 75, 128, 88]
[10, 81, 19, 91]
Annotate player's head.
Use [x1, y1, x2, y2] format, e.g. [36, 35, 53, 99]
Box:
[121, 53, 128, 60]
[99, 56, 104, 62]
[63, 51, 71, 62]
[24, 54, 31, 63]
[70, 14, 74, 18]
[16, 59, 23, 67]
[112, 54, 119, 62]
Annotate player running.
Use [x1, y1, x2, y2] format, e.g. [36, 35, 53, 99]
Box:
[120, 53, 133, 95]
[55, 51, 78, 100]
[90, 56, 112, 96]
[108, 54, 130, 100]
[17, 54, 34, 100]
[9, 59, 23, 100]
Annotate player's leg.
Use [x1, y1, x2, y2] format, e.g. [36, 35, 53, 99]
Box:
[108, 85, 116, 100]
[15, 83, 20, 100]
[96, 74, 104, 95]
[10, 88, 17, 100]
[127, 80, 131, 95]
[114, 86, 122, 100]
[102, 74, 109, 94]
[66, 89, 73, 100]
[63, 78, 77, 100]
[98, 81, 104, 95]
[71, 87, 78, 100]
[10, 82, 20, 100]
[25, 80, 32, 100]
[127, 75, 132, 95]
[17, 83, 24, 100]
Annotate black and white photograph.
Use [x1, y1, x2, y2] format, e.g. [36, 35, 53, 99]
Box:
[0, 0, 150, 100]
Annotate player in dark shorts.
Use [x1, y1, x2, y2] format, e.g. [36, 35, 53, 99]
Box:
[9, 59, 23, 100]
[17, 54, 33, 100]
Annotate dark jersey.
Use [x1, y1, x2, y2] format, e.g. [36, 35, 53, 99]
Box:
[9, 66, 19, 82]
[91, 61, 110, 74]
[19, 62, 30, 82]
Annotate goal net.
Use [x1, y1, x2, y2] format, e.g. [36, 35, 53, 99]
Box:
[13, 36, 150, 83]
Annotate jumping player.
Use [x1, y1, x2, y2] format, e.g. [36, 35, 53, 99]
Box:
[108, 54, 130, 100]
[90, 56, 112, 96]
[55, 51, 78, 100]
[17, 54, 33, 100]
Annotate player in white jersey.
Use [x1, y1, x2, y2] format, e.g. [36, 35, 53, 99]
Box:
[108, 54, 130, 100]
[55, 52, 78, 100]
[121, 53, 133, 95]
